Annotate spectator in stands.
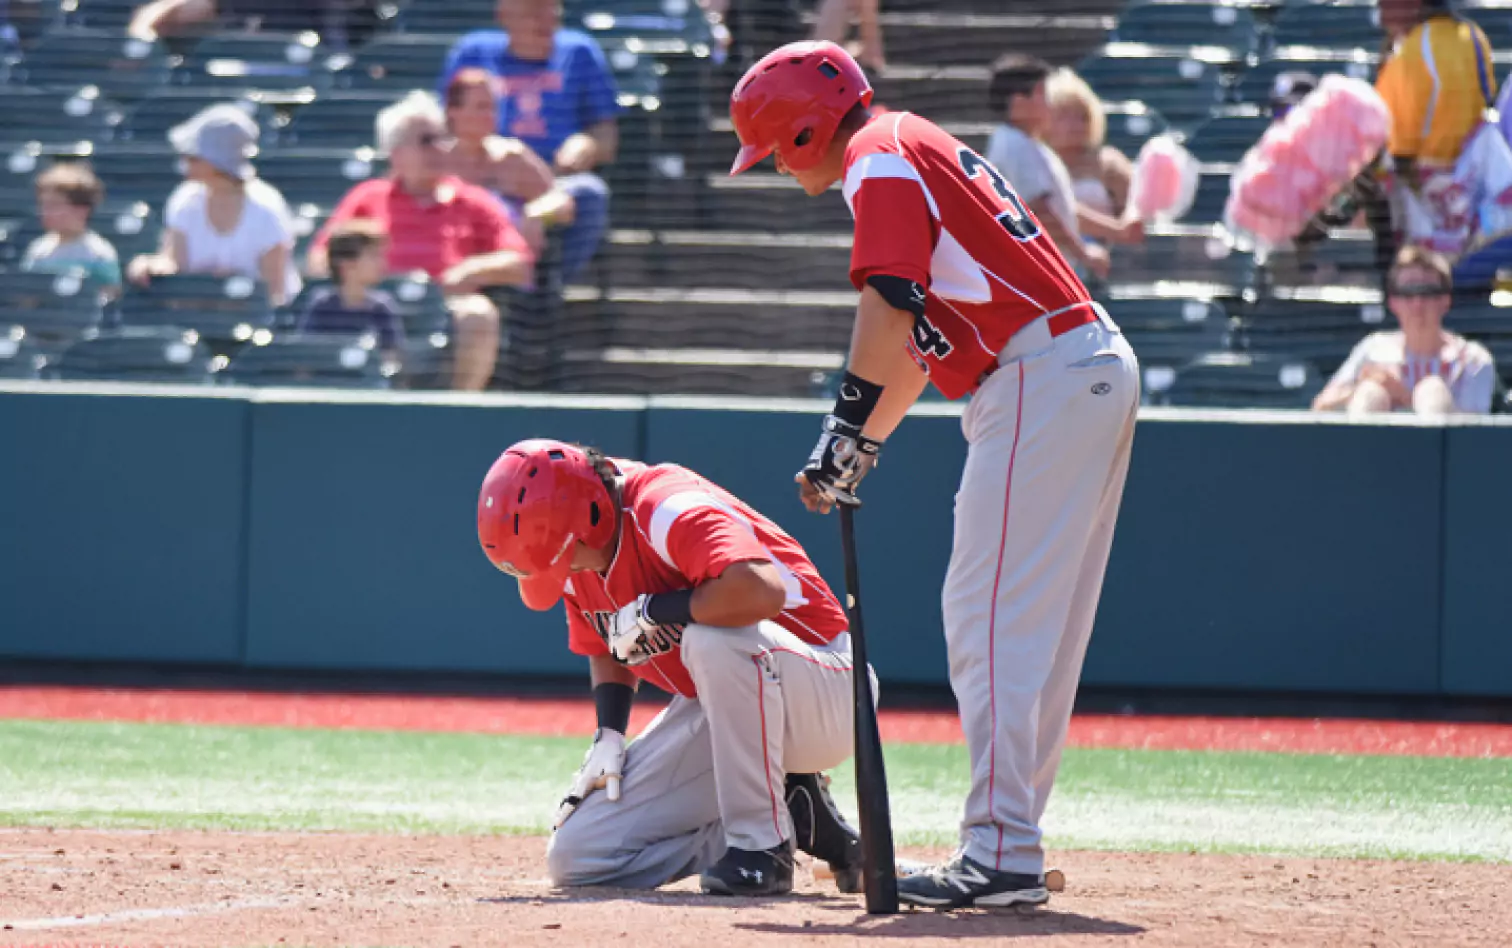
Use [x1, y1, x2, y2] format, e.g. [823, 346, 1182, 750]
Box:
[23, 163, 122, 291]
[985, 55, 1141, 281]
[439, 0, 618, 283]
[445, 67, 577, 261]
[1044, 67, 1132, 222]
[125, 104, 299, 305]
[1376, 0, 1496, 256]
[307, 92, 535, 392]
[1312, 247, 1495, 416]
[129, 0, 382, 50]
[297, 219, 403, 356]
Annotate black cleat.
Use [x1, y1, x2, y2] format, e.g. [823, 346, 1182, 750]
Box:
[699, 843, 795, 897]
[786, 772, 863, 894]
[897, 853, 1049, 910]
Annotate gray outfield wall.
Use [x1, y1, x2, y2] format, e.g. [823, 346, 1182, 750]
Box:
[0, 382, 1507, 699]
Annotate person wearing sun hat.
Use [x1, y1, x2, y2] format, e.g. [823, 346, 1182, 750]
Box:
[125, 102, 300, 304]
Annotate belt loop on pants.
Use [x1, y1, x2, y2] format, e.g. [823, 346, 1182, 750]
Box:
[976, 301, 1105, 389]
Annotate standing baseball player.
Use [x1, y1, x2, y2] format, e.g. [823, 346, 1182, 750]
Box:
[477, 439, 866, 896]
[729, 42, 1140, 909]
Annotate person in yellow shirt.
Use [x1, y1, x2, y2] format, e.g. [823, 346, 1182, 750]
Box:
[1377, 0, 1497, 167]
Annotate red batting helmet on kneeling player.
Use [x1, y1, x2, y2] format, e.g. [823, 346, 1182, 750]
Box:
[477, 440, 616, 611]
[728, 40, 873, 176]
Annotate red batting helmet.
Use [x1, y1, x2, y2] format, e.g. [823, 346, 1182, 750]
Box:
[729, 40, 873, 176]
[477, 439, 616, 611]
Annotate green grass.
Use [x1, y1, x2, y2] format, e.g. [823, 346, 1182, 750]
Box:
[2, 719, 1509, 862]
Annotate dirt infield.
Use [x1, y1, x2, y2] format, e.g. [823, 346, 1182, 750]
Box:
[2, 829, 1507, 947]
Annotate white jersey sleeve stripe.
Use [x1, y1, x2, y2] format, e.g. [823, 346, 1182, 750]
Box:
[646, 490, 809, 609]
[842, 151, 941, 219]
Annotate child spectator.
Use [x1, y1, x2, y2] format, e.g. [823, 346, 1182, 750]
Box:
[1312, 246, 1496, 416]
[297, 219, 404, 354]
[22, 163, 122, 289]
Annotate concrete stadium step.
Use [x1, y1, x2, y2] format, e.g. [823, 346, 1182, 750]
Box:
[596, 230, 853, 291]
[555, 348, 838, 397]
[802, 12, 1115, 66]
[560, 285, 856, 352]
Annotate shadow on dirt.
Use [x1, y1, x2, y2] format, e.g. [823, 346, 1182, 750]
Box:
[735, 907, 1147, 939]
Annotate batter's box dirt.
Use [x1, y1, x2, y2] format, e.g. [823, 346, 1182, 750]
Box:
[0, 828, 1507, 947]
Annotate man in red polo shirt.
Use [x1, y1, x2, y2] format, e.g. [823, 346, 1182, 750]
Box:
[309, 91, 534, 391]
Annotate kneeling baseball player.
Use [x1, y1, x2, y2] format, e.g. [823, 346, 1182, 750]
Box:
[477, 439, 866, 896]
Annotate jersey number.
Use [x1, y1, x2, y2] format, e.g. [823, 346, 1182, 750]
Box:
[958, 148, 1042, 242]
[911, 314, 953, 358]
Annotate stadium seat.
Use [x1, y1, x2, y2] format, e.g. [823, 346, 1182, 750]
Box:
[1258, 229, 1383, 292]
[569, 0, 717, 53]
[50, 326, 216, 383]
[1113, 1, 1260, 56]
[1466, 5, 1512, 49]
[1187, 167, 1233, 224]
[1160, 351, 1323, 409]
[0, 86, 125, 147]
[1238, 293, 1385, 375]
[330, 34, 456, 92]
[1446, 298, 1512, 375]
[1108, 225, 1255, 292]
[220, 332, 395, 387]
[1272, 1, 1381, 51]
[0, 324, 48, 379]
[5, 0, 67, 45]
[1078, 46, 1229, 129]
[120, 273, 275, 342]
[115, 91, 267, 146]
[64, 0, 139, 31]
[12, 29, 175, 100]
[1101, 295, 1235, 388]
[1184, 109, 1269, 164]
[1236, 50, 1378, 108]
[177, 31, 329, 93]
[277, 93, 399, 149]
[0, 268, 110, 340]
[396, 0, 495, 36]
[90, 146, 183, 207]
[1103, 102, 1170, 158]
[254, 148, 386, 208]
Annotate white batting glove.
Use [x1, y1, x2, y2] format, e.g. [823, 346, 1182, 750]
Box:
[552, 728, 627, 830]
[608, 595, 658, 665]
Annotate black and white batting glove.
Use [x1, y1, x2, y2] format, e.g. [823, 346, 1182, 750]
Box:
[552, 727, 627, 830]
[801, 415, 882, 506]
[608, 595, 658, 666]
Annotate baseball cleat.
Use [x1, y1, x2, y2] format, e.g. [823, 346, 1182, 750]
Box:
[700, 843, 795, 897]
[896, 853, 1050, 910]
[785, 772, 863, 893]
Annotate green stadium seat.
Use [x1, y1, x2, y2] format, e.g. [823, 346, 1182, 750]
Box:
[1187, 167, 1233, 224]
[220, 332, 396, 388]
[90, 145, 182, 206]
[1101, 296, 1235, 393]
[1273, 1, 1381, 50]
[396, 0, 494, 36]
[1258, 229, 1384, 292]
[1238, 293, 1385, 375]
[1103, 102, 1169, 158]
[254, 148, 386, 208]
[1184, 109, 1269, 164]
[331, 34, 455, 92]
[115, 92, 267, 146]
[569, 0, 716, 54]
[0, 86, 124, 147]
[1466, 5, 1512, 49]
[51, 326, 216, 383]
[278, 93, 400, 149]
[1236, 50, 1378, 108]
[6, 0, 67, 45]
[120, 273, 275, 342]
[0, 268, 110, 340]
[178, 31, 329, 93]
[1078, 46, 1228, 129]
[64, 0, 139, 31]
[1109, 226, 1255, 292]
[0, 324, 49, 379]
[1160, 350, 1323, 409]
[1114, 1, 1260, 56]
[14, 29, 175, 100]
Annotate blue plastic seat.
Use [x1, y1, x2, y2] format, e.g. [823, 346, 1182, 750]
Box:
[0, 86, 124, 147]
[1078, 47, 1228, 129]
[1162, 350, 1322, 409]
[0, 268, 110, 340]
[0, 325, 49, 379]
[13, 29, 174, 100]
[1184, 109, 1270, 164]
[120, 273, 275, 342]
[51, 326, 216, 383]
[178, 31, 329, 93]
[1114, 1, 1260, 56]
[221, 332, 395, 388]
[1272, 1, 1381, 50]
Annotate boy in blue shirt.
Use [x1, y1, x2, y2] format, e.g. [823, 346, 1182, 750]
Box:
[441, 0, 620, 281]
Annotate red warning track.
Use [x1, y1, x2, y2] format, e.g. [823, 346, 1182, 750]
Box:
[1, 686, 1510, 757]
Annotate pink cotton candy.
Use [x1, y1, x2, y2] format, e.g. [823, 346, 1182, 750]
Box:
[1130, 135, 1199, 222]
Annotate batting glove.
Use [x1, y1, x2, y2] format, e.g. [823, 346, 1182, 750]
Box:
[608, 595, 658, 666]
[801, 415, 882, 506]
[553, 727, 627, 830]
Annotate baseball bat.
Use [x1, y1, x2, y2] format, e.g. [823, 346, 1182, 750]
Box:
[837, 501, 899, 915]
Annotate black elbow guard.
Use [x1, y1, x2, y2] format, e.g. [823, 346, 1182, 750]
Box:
[866, 274, 928, 318]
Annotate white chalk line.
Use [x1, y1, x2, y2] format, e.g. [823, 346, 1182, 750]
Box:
[2, 897, 284, 931]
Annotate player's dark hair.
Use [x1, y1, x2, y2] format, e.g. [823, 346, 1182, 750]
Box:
[578, 446, 620, 530]
[35, 162, 105, 211]
[837, 102, 871, 135]
[988, 54, 1052, 117]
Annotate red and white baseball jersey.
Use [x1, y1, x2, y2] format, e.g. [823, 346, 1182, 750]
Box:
[844, 110, 1093, 399]
[563, 460, 848, 698]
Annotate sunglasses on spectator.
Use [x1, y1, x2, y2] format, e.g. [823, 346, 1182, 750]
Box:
[1388, 283, 1450, 298]
[415, 131, 453, 149]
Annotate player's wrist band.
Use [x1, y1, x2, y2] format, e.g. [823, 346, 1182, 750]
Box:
[831, 370, 884, 429]
[643, 589, 696, 626]
[593, 682, 635, 735]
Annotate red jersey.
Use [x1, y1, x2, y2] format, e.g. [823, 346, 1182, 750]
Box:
[843, 111, 1092, 399]
[562, 461, 848, 698]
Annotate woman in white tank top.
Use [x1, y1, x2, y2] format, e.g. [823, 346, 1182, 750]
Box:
[1044, 68, 1133, 224]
